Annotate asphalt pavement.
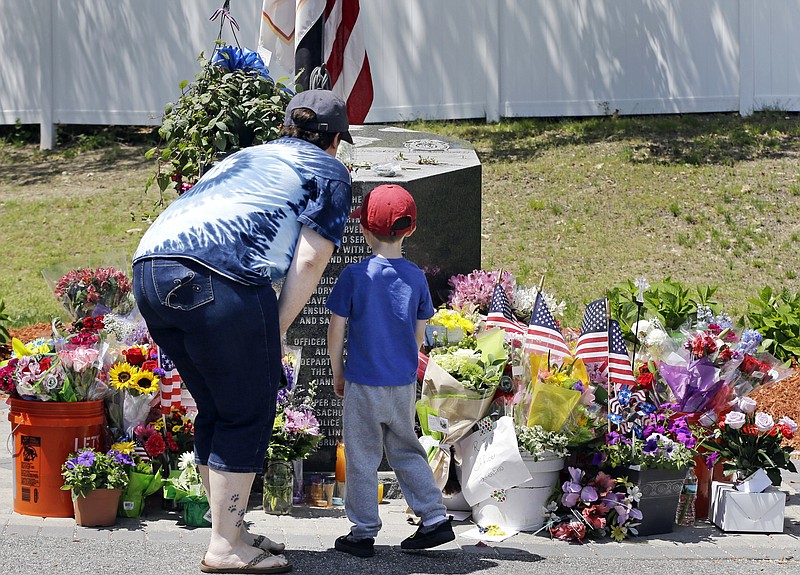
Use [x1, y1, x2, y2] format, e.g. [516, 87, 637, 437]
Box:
[1, 401, 799, 575]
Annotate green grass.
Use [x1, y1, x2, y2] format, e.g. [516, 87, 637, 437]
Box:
[2, 114, 800, 328]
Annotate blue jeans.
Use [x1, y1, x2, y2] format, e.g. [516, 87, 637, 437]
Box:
[133, 258, 280, 473]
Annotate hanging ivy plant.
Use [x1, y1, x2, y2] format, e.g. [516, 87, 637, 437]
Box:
[145, 44, 296, 200]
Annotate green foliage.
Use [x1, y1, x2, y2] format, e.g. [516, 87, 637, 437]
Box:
[608, 278, 719, 341]
[0, 298, 10, 343]
[61, 448, 130, 499]
[743, 286, 800, 362]
[146, 50, 295, 199]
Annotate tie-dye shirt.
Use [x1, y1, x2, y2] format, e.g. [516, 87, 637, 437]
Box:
[133, 138, 352, 285]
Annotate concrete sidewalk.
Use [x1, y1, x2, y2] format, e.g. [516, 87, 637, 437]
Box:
[2, 400, 799, 568]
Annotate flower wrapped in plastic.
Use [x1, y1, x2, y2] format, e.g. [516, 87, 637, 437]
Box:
[43, 265, 134, 320]
[106, 344, 161, 438]
[417, 329, 507, 491]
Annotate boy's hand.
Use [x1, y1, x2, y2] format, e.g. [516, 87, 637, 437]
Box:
[333, 375, 345, 398]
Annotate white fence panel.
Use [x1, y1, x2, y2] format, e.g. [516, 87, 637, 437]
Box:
[499, 0, 740, 117]
[2, 0, 800, 147]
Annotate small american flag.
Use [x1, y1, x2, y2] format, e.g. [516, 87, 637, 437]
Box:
[158, 348, 185, 415]
[524, 292, 571, 359]
[608, 319, 636, 385]
[485, 284, 526, 335]
[574, 298, 609, 363]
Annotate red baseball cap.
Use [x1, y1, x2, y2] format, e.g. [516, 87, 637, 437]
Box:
[350, 184, 417, 236]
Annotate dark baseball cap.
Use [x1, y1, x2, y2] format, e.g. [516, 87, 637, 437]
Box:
[350, 184, 417, 236]
[284, 89, 353, 144]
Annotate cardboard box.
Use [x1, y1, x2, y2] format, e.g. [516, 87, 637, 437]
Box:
[709, 481, 786, 533]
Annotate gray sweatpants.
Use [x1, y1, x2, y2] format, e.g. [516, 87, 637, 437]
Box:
[343, 380, 446, 539]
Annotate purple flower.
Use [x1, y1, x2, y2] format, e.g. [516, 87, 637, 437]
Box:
[643, 439, 659, 454]
[561, 467, 598, 507]
[606, 432, 623, 445]
[590, 452, 606, 466]
[76, 450, 95, 467]
[705, 451, 720, 468]
[65, 458, 78, 470]
[109, 450, 134, 466]
[284, 408, 320, 436]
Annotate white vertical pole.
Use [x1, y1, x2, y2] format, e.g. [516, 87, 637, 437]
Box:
[39, 0, 55, 150]
[738, 0, 755, 116]
[485, 0, 501, 123]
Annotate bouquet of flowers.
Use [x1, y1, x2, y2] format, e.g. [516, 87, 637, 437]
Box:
[266, 375, 322, 462]
[110, 441, 165, 517]
[696, 397, 798, 486]
[165, 452, 207, 502]
[424, 307, 477, 349]
[547, 466, 642, 542]
[1, 337, 69, 401]
[61, 447, 130, 499]
[44, 265, 134, 320]
[161, 405, 196, 468]
[447, 269, 517, 315]
[106, 345, 161, 437]
[54, 316, 109, 401]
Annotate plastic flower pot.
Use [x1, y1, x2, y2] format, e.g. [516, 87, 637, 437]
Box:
[182, 498, 211, 527]
[73, 488, 122, 527]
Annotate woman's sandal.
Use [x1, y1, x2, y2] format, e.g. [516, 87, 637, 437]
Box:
[252, 535, 286, 554]
[200, 550, 292, 574]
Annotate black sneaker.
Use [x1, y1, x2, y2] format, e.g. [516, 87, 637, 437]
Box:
[334, 533, 375, 557]
[400, 519, 455, 550]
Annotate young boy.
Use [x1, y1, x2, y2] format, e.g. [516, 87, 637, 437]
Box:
[326, 184, 455, 557]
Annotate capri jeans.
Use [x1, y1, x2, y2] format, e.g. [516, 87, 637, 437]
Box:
[133, 257, 280, 473]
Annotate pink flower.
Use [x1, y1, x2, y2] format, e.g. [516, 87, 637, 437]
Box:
[58, 347, 99, 372]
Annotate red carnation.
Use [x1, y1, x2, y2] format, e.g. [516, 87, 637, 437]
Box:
[144, 433, 166, 458]
[781, 425, 794, 439]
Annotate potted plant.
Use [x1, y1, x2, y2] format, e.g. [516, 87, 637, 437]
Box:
[595, 402, 697, 536]
[145, 45, 294, 199]
[165, 452, 210, 527]
[61, 447, 130, 526]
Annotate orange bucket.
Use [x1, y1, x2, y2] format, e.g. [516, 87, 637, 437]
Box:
[7, 398, 105, 517]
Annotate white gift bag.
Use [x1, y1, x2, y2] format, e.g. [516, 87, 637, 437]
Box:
[458, 416, 532, 506]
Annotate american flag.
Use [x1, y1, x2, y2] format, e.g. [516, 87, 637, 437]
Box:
[524, 292, 571, 359]
[259, 0, 373, 123]
[485, 284, 526, 335]
[158, 348, 185, 415]
[574, 298, 609, 363]
[608, 319, 636, 385]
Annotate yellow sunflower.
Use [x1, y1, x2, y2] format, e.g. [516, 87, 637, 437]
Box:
[111, 441, 135, 454]
[109, 363, 138, 390]
[129, 370, 160, 395]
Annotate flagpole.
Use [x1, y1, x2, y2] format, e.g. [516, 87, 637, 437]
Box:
[605, 298, 612, 434]
[631, 278, 647, 371]
[537, 275, 545, 293]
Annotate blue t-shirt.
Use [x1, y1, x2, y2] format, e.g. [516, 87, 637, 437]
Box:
[133, 138, 352, 285]
[326, 256, 435, 386]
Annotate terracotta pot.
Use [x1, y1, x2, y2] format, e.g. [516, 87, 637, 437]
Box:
[73, 488, 122, 527]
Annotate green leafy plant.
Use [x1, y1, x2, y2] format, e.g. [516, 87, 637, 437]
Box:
[61, 447, 130, 499]
[145, 45, 295, 199]
[608, 278, 719, 341]
[0, 297, 10, 344]
[742, 286, 800, 362]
